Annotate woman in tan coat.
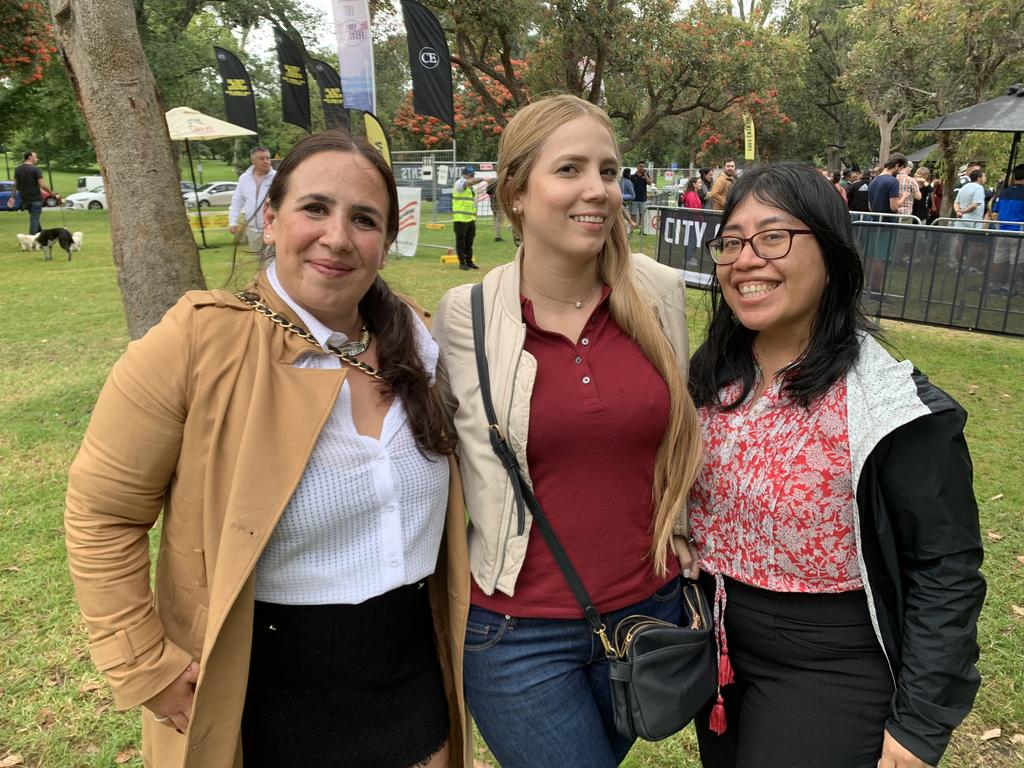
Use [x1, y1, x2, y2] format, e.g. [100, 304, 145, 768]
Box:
[65, 132, 470, 768]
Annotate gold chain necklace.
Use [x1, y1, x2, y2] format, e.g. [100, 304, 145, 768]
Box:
[234, 291, 382, 380]
[520, 276, 601, 310]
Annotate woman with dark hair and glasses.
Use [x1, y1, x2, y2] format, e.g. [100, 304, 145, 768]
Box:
[687, 161, 985, 768]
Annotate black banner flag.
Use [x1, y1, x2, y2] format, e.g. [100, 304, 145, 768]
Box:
[214, 47, 258, 134]
[274, 28, 311, 132]
[401, 0, 454, 130]
[311, 59, 350, 131]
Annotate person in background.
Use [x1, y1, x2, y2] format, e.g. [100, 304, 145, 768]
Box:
[912, 167, 933, 222]
[66, 131, 471, 768]
[688, 161, 985, 768]
[630, 161, 653, 229]
[228, 146, 277, 252]
[845, 167, 871, 216]
[896, 162, 921, 220]
[954, 169, 987, 228]
[680, 176, 704, 209]
[433, 93, 703, 768]
[487, 176, 505, 241]
[987, 163, 1024, 294]
[699, 168, 715, 207]
[8, 150, 52, 235]
[708, 159, 737, 210]
[453, 164, 482, 270]
[620, 168, 637, 231]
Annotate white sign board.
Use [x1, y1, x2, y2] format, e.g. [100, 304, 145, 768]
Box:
[391, 187, 422, 257]
[437, 164, 449, 186]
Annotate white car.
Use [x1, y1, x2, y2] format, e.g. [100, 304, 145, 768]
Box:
[64, 186, 108, 210]
[184, 181, 238, 208]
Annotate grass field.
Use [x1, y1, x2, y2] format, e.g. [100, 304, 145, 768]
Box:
[0, 202, 1022, 767]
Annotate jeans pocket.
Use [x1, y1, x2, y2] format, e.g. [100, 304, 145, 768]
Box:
[651, 577, 682, 603]
[464, 606, 511, 652]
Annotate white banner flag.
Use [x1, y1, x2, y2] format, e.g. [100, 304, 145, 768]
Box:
[391, 187, 422, 257]
[332, 0, 376, 114]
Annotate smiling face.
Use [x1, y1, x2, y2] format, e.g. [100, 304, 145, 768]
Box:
[716, 195, 827, 349]
[512, 115, 621, 265]
[263, 151, 390, 332]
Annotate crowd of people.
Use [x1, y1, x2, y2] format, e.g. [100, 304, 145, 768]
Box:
[63, 94, 989, 768]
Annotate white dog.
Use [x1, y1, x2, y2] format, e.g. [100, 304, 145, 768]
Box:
[16, 233, 41, 251]
[71, 231, 84, 251]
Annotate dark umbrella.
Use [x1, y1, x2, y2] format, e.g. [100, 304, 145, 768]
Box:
[910, 83, 1024, 188]
[906, 143, 939, 164]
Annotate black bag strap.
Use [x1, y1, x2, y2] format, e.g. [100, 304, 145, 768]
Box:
[469, 283, 613, 656]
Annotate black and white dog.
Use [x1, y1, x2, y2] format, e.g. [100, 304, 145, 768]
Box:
[34, 228, 83, 261]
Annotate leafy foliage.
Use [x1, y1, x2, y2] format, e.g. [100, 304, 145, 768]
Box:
[0, 1, 56, 84]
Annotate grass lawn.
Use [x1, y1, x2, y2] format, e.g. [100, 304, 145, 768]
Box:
[0, 204, 1022, 767]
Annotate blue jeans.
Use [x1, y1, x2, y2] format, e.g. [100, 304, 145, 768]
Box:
[27, 201, 43, 235]
[464, 577, 684, 768]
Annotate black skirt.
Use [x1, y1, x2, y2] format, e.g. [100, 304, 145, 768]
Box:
[241, 581, 450, 767]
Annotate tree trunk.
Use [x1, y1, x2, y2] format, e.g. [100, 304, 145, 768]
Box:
[940, 132, 958, 219]
[874, 110, 902, 166]
[48, 0, 206, 339]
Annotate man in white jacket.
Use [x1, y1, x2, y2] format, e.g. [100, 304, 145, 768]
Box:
[228, 147, 276, 251]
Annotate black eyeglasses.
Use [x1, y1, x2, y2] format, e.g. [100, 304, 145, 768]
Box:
[705, 228, 815, 265]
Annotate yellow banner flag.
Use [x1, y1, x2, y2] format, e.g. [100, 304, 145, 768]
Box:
[363, 112, 392, 167]
[743, 114, 756, 161]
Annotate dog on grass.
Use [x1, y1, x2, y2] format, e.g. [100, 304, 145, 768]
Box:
[33, 228, 83, 261]
[16, 233, 42, 251]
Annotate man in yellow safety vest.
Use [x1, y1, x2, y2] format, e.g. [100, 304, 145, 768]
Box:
[453, 164, 482, 270]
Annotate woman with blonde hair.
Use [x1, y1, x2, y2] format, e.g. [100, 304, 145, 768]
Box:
[433, 93, 703, 766]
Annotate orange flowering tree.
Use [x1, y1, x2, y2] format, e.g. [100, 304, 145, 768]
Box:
[392, 63, 526, 157]
[0, 2, 57, 84]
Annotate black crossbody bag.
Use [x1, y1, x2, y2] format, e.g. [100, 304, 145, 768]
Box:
[469, 283, 717, 741]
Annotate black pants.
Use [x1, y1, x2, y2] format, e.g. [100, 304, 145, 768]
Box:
[454, 220, 475, 263]
[695, 574, 894, 768]
[242, 583, 449, 767]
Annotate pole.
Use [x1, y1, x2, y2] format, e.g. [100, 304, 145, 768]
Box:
[185, 139, 208, 249]
[1004, 131, 1021, 190]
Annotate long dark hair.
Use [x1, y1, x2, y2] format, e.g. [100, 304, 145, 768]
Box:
[261, 131, 454, 455]
[689, 161, 877, 410]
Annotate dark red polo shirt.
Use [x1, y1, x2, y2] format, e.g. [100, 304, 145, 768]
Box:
[471, 288, 678, 618]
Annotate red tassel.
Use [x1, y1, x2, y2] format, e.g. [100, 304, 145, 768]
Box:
[718, 651, 734, 687]
[709, 694, 727, 735]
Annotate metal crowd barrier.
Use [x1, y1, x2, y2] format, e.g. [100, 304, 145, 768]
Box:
[651, 205, 1024, 337]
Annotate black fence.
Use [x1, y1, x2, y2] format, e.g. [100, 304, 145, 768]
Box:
[652, 206, 1024, 337]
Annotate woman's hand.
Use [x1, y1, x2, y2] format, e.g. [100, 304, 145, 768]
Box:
[144, 661, 199, 734]
[877, 729, 933, 768]
[671, 535, 700, 581]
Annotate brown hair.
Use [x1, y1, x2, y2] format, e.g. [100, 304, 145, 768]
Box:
[262, 131, 453, 456]
[497, 95, 703, 573]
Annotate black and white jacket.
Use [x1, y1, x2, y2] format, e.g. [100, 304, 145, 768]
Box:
[847, 334, 985, 765]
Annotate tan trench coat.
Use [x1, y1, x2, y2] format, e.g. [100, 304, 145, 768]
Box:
[65, 275, 471, 767]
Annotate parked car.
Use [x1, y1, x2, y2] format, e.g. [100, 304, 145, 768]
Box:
[77, 175, 104, 192]
[183, 181, 237, 208]
[64, 186, 108, 210]
[1, 181, 62, 210]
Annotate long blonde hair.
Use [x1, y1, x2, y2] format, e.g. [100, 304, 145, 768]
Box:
[497, 94, 703, 574]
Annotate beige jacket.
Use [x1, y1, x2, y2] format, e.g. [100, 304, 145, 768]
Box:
[66, 276, 471, 767]
[432, 251, 690, 597]
[708, 172, 734, 210]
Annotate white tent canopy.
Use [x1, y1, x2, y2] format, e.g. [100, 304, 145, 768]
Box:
[165, 107, 256, 247]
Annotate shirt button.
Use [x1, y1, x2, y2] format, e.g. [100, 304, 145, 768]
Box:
[575, 356, 582, 364]
[582, 376, 591, 384]
[581, 337, 590, 346]
[390, 559, 399, 568]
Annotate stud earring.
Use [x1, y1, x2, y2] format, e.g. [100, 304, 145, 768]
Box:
[512, 207, 519, 214]
[264, 233, 272, 242]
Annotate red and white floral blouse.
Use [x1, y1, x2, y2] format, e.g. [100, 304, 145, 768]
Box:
[689, 373, 863, 593]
